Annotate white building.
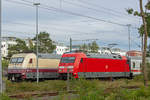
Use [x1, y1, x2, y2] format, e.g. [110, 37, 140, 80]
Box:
[53, 42, 69, 55]
[55, 45, 69, 55]
[111, 48, 126, 56]
[98, 47, 126, 56]
[1, 37, 71, 57]
[98, 47, 111, 54]
[1, 37, 17, 57]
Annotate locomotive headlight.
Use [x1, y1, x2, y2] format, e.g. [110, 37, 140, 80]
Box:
[22, 73, 25, 75]
[68, 66, 73, 68]
[59, 69, 62, 72]
[70, 69, 73, 72]
[59, 66, 64, 68]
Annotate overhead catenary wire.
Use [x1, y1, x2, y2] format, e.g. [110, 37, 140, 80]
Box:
[4, 21, 136, 40]
[4, 0, 141, 50]
[4, 0, 121, 27]
[62, 0, 125, 17]
[8, 0, 128, 27]
[4, 0, 141, 30]
[5, 0, 140, 29]
[77, 0, 141, 19]
[3, 21, 101, 35]
[61, 0, 140, 22]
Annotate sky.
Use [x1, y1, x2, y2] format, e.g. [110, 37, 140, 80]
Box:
[2, 0, 150, 51]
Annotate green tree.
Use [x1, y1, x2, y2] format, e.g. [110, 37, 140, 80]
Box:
[79, 43, 88, 53]
[88, 41, 99, 53]
[127, 0, 150, 86]
[2, 59, 9, 69]
[8, 39, 29, 58]
[127, 4, 150, 51]
[7, 32, 56, 58]
[33, 31, 56, 53]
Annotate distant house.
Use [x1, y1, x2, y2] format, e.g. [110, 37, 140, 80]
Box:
[1, 37, 70, 57]
[1, 37, 17, 57]
[98, 47, 111, 54]
[98, 47, 126, 56]
[53, 42, 69, 55]
[126, 50, 142, 56]
[23, 38, 36, 47]
[111, 48, 126, 56]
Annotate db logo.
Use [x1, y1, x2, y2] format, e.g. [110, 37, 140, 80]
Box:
[105, 65, 109, 69]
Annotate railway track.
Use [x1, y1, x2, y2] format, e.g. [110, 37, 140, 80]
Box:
[9, 91, 77, 99]
[9, 86, 141, 99]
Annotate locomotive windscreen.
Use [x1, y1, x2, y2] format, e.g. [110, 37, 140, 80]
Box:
[10, 57, 24, 63]
[60, 57, 75, 63]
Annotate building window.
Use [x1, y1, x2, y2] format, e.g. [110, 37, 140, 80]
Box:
[140, 63, 142, 68]
[133, 62, 135, 68]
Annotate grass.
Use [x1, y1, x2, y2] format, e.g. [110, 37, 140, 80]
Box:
[5, 80, 66, 95]
[2, 77, 150, 100]
[1, 63, 150, 100]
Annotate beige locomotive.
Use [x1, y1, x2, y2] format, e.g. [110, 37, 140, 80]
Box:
[8, 53, 61, 81]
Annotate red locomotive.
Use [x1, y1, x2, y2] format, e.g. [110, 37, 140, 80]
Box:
[58, 52, 134, 79]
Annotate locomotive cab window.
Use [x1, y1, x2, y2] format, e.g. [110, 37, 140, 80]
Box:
[17, 57, 24, 63]
[133, 62, 135, 68]
[10, 58, 18, 63]
[10, 57, 24, 64]
[60, 57, 75, 63]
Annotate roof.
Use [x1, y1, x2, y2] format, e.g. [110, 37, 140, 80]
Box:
[127, 50, 142, 53]
[12, 53, 35, 58]
[86, 53, 122, 59]
[38, 53, 61, 59]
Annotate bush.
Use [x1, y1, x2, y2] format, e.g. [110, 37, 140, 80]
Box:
[2, 59, 9, 69]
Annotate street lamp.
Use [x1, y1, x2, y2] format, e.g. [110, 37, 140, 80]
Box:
[33, 2, 40, 83]
[0, 0, 3, 93]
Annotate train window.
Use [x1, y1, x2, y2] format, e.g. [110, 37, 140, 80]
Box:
[60, 57, 75, 63]
[10, 58, 18, 63]
[17, 57, 24, 63]
[140, 63, 142, 68]
[29, 59, 33, 64]
[127, 58, 130, 64]
[133, 62, 136, 68]
[80, 58, 83, 63]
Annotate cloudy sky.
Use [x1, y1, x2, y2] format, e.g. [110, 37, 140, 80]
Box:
[2, 0, 149, 50]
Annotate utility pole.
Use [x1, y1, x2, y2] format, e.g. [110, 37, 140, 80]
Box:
[67, 68, 70, 100]
[127, 24, 131, 51]
[0, 0, 2, 93]
[70, 37, 72, 52]
[33, 2, 40, 84]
